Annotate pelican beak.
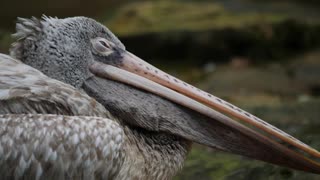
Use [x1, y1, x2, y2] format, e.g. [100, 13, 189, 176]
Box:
[89, 51, 320, 174]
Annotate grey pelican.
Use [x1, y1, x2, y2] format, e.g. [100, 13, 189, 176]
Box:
[0, 16, 319, 179]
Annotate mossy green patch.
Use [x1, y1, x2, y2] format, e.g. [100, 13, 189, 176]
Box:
[106, 1, 289, 36]
[0, 29, 12, 53]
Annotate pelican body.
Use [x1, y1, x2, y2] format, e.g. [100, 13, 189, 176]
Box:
[0, 54, 186, 179]
[0, 16, 319, 180]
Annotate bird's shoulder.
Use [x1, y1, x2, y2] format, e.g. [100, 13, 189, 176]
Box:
[0, 53, 107, 117]
[0, 54, 126, 179]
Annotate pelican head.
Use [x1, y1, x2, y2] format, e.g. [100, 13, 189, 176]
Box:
[10, 16, 320, 174]
[11, 16, 125, 88]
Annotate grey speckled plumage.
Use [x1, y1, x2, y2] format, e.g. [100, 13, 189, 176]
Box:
[0, 114, 124, 180]
[0, 51, 189, 180]
[0, 53, 107, 116]
[0, 54, 125, 179]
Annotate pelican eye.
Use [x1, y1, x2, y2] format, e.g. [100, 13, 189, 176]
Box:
[99, 40, 110, 48]
[91, 38, 113, 55]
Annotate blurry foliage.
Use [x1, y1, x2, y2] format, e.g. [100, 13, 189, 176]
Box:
[252, 0, 320, 6]
[1, 0, 320, 64]
[106, 1, 289, 35]
[0, 0, 127, 29]
[119, 20, 320, 65]
[105, 1, 320, 65]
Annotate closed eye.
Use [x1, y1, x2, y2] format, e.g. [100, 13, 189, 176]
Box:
[91, 37, 113, 55]
[99, 40, 110, 49]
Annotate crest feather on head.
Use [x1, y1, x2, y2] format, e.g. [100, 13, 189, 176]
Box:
[10, 15, 57, 59]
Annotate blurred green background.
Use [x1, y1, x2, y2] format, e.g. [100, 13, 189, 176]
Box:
[1, 0, 320, 179]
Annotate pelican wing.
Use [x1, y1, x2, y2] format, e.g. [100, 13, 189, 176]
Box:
[0, 114, 124, 180]
[0, 53, 107, 117]
[0, 54, 125, 179]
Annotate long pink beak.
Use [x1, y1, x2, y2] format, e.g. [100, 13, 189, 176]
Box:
[89, 50, 320, 173]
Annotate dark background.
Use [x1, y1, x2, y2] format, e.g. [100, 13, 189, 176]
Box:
[1, 0, 320, 179]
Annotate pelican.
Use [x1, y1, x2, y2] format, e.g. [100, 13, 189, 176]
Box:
[0, 16, 319, 180]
